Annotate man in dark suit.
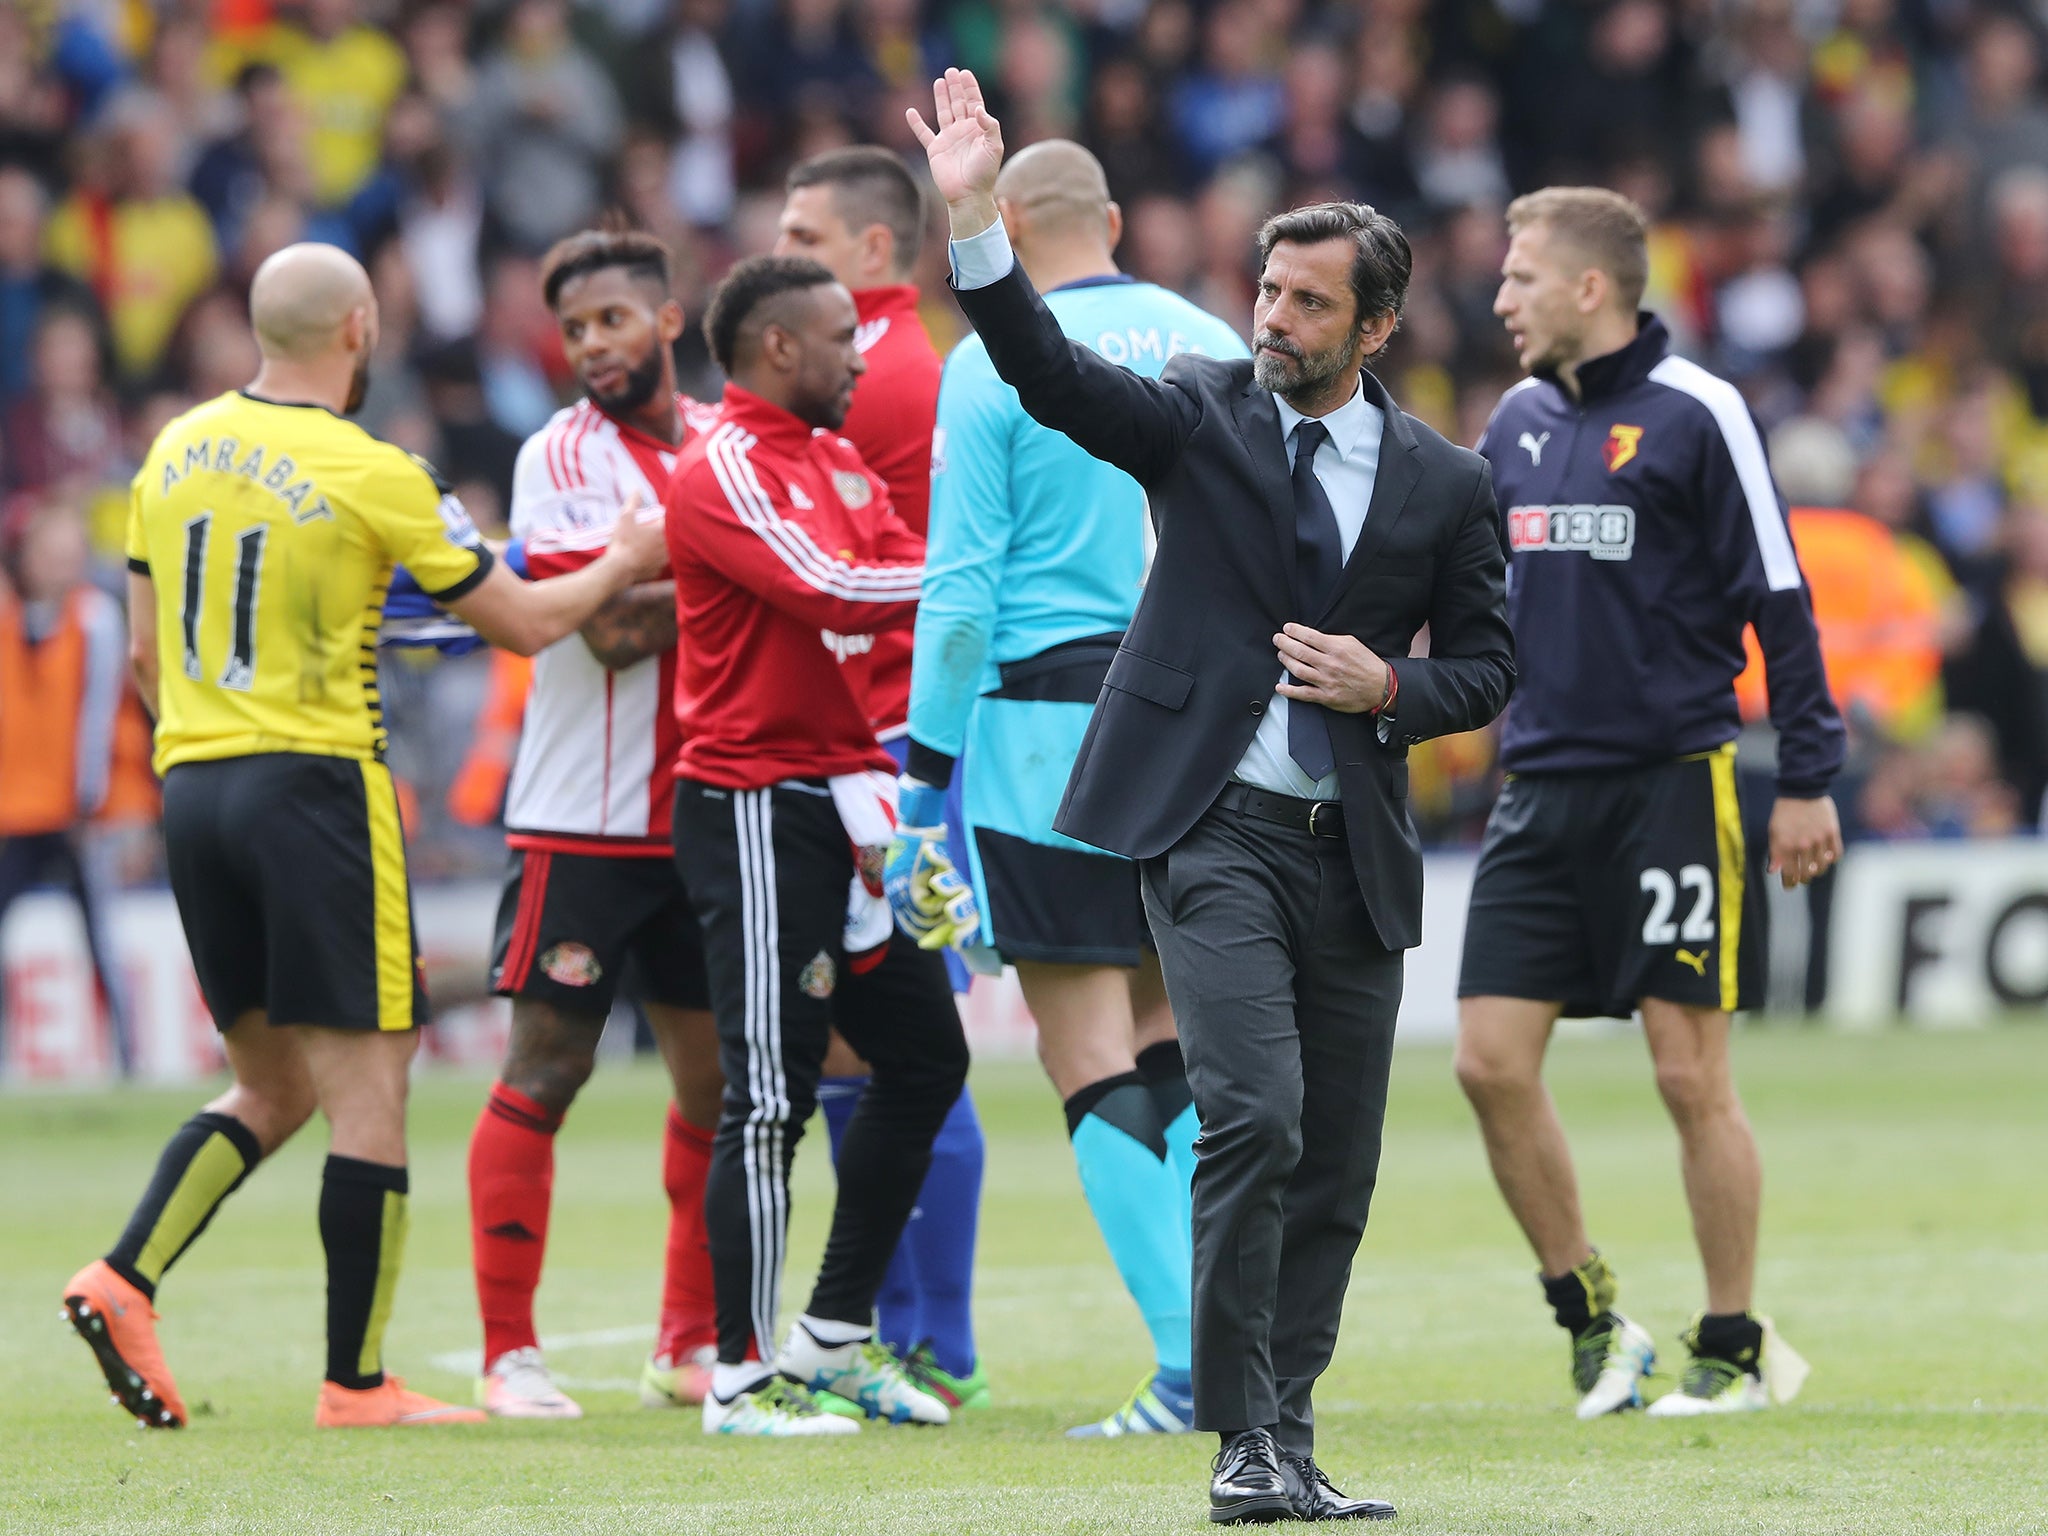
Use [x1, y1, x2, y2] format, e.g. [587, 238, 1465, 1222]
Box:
[911, 70, 1515, 1523]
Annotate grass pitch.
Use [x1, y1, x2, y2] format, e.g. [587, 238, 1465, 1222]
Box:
[3, 1027, 2045, 1535]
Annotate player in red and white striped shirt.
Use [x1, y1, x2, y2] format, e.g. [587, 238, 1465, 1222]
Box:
[465, 228, 724, 1420]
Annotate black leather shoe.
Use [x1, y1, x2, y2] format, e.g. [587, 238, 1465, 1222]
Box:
[1280, 1456, 1396, 1521]
[1209, 1429, 1296, 1524]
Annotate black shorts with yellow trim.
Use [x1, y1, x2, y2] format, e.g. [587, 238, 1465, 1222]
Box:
[162, 752, 427, 1032]
[489, 846, 710, 1016]
[1457, 744, 1764, 1019]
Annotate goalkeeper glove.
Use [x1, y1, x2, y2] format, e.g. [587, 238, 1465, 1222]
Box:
[884, 777, 981, 952]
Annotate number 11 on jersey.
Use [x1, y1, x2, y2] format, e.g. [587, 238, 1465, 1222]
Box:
[181, 511, 269, 692]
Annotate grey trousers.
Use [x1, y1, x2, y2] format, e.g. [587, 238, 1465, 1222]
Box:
[1140, 800, 1402, 1456]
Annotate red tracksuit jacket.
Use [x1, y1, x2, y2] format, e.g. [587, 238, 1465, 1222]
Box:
[840, 284, 942, 740]
[665, 383, 924, 790]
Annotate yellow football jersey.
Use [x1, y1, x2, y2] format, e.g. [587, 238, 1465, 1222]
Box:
[125, 391, 491, 775]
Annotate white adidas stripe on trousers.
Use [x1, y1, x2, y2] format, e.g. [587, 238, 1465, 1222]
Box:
[734, 789, 792, 1359]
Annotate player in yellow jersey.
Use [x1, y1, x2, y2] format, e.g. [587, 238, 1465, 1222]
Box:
[61, 243, 667, 1431]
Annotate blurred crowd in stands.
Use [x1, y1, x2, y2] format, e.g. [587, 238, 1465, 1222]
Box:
[3, 0, 2048, 891]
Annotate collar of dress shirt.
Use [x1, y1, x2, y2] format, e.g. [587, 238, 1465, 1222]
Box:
[1274, 375, 1381, 462]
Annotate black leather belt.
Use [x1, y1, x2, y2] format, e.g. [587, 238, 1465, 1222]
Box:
[1215, 782, 1346, 839]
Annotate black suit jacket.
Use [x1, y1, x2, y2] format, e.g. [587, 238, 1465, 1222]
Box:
[952, 263, 1515, 950]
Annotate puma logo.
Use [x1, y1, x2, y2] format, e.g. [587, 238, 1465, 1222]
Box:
[1518, 430, 1550, 465]
[1675, 948, 1709, 976]
[483, 1221, 540, 1242]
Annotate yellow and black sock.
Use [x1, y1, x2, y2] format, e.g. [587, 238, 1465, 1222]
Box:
[106, 1111, 262, 1299]
[1540, 1249, 1619, 1334]
[319, 1155, 410, 1390]
[1691, 1311, 1763, 1375]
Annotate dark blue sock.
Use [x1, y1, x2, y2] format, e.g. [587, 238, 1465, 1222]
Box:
[885, 1087, 983, 1378]
[818, 1075, 865, 1163]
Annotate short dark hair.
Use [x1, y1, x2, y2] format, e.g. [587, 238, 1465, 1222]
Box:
[702, 254, 837, 374]
[786, 146, 927, 271]
[539, 225, 673, 311]
[1506, 187, 1650, 312]
[1255, 202, 1413, 332]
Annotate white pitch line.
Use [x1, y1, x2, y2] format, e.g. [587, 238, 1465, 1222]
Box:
[429, 1322, 656, 1377]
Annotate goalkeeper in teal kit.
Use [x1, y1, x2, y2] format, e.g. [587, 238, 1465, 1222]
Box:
[884, 140, 1247, 1437]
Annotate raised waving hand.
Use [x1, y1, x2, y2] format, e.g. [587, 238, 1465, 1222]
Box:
[906, 68, 1005, 236]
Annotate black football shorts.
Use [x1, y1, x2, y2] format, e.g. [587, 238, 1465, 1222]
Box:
[490, 848, 710, 1015]
[1457, 744, 1765, 1018]
[162, 752, 428, 1032]
[973, 827, 1152, 967]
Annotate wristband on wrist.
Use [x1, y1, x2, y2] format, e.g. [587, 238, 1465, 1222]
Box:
[1376, 662, 1399, 716]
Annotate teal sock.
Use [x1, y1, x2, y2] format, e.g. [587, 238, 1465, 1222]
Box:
[1161, 1101, 1197, 1248]
[1064, 1074, 1193, 1375]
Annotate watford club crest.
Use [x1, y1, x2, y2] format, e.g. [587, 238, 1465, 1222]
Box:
[1604, 424, 1645, 473]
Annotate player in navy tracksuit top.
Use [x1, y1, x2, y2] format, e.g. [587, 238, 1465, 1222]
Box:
[1455, 189, 1845, 1422]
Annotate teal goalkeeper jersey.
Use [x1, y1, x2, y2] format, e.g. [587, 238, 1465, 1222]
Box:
[908, 277, 1248, 761]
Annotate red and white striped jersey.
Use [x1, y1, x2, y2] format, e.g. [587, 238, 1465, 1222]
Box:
[504, 394, 712, 856]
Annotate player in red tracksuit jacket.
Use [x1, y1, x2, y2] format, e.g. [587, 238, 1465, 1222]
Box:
[772, 147, 944, 744]
[663, 255, 969, 1437]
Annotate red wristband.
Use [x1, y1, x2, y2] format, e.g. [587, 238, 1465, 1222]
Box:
[1376, 662, 1399, 716]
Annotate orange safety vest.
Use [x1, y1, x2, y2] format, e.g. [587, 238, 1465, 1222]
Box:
[0, 589, 88, 836]
[1734, 506, 1942, 734]
[448, 649, 532, 828]
[95, 687, 161, 825]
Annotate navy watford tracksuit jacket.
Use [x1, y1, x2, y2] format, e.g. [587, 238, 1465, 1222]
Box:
[1478, 315, 1845, 798]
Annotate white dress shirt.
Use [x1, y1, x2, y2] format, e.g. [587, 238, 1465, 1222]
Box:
[1231, 383, 1384, 799]
[949, 219, 1387, 799]
[949, 217, 1017, 287]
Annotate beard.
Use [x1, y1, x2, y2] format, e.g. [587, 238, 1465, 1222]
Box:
[583, 348, 665, 416]
[343, 350, 371, 415]
[1252, 328, 1361, 401]
[799, 384, 853, 432]
[792, 365, 857, 432]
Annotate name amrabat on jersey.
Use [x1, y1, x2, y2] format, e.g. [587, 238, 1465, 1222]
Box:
[158, 436, 335, 524]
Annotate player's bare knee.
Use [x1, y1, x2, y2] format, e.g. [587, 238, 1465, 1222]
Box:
[1652, 1056, 1718, 1124]
[1453, 1036, 1535, 1106]
[503, 1050, 593, 1116]
[502, 1001, 601, 1115]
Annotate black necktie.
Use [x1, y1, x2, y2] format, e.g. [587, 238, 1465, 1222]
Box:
[1287, 419, 1342, 781]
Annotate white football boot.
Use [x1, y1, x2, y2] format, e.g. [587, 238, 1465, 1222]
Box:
[701, 1372, 861, 1436]
[1647, 1315, 1807, 1417]
[477, 1346, 583, 1420]
[776, 1319, 950, 1425]
[640, 1344, 715, 1408]
[1573, 1312, 1657, 1419]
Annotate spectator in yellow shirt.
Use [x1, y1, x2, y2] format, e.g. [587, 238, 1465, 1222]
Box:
[43, 91, 219, 384]
[212, 0, 407, 208]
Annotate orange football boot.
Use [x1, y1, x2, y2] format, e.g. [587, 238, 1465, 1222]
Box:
[315, 1376, 487, 1427]
[62, 1259, 187, 1429]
